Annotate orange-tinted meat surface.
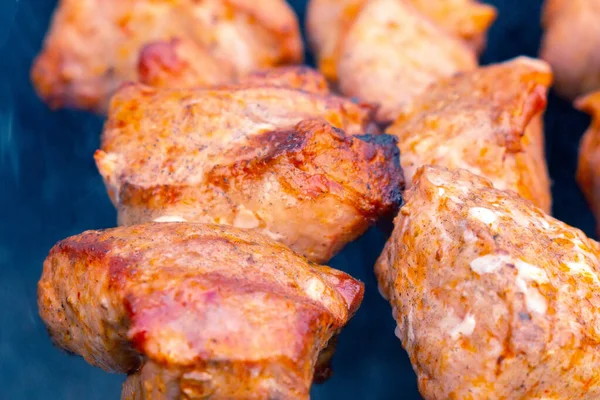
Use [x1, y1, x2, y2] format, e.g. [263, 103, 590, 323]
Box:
[31, 0, 303, 113]
[386, 57, 552, 213]
[540, 0, 600, 99]
[376, 165, 600, 399]
[39, 222, 364, 400]
[306, 0, 494, 123]
[577, 91, 600, 235]
[95, 75, 403, 263]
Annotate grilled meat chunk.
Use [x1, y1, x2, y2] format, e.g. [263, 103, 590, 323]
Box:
[31, 0, 303, 112]
[386, 57, 552, 212]
[577, 91, 600, 235]
[540, 0, 600, 99]
[95, 81, 403, 263]
[39, 223, 364, 400]
[376, 165, 600, 399]
[306, 0, 494, 123]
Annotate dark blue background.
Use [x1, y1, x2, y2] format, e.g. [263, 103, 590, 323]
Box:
[0, 0, 595, 398]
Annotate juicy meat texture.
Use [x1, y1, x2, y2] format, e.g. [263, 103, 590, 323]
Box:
[577, 91, 600, 235]
[31, 0, 303, 113]
[386, 57, 552, 213]
[95, 80, 403, 263]
[376, 165, 600, 400]
[39, 223, 364, 399]
[306, 0, 490, 123]
[540, 0, 600, 99]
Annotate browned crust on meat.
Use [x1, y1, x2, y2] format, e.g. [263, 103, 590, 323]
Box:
[39, 223, 364, 399]
[205, 120, 403, 219]
[94, 82, 399, 262]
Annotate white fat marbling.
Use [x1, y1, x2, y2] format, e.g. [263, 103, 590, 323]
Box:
[470, 253, 511, 275]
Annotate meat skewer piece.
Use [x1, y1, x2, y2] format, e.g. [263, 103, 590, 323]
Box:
[576, 91, 600, 235]
[540, 0, 600, 99]
[376, 165, 600, 399]
[39, 222, 364, 400]
[386, 57, 552, 213]
[306, 0, 495, 123]
[95, 77, 404, 263]
[31, 0, 303, 113]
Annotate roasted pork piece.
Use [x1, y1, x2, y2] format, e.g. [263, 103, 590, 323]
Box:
[540, 0, 600, 99]
[376, 165, 600, 399]
[577, 91, 600, 235]
[39, 222, 364, 399]
[31, 0, 303, 113]
[306, 0, 495, 123]
[386, 57, 552, 213]
[95, 74, 404, 263]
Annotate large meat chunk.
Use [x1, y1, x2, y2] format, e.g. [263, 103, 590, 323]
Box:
[95, 80, 403, 263]
[39, 223, 364, 400]
[31, 0, 303, 112]
[376, 165, 600, 399]
[540, 0, 600, 99]
[577, 91, 600, 235]
[306, 0, 494, 123]
[386, 57, 552, 213]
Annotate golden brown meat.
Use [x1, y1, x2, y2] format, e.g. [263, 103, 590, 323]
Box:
[376, 165, 600, 400]
[407, 0, 496, 53]
[386, 57, 552, 213]
[540, 0, 600, 99]
[31, 0, 303, 113]
[306, 0, 492, 123]
[139, 43, 330, 93]
[95, 81, 403, 263]
[577, 91, 600, 235]
[39, 222, 364, 399]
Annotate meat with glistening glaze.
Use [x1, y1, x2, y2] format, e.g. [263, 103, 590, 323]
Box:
[376, 165, 600, 399]
[386, 57, 552, 213]
[38, 222, 364, 400]
[95, 78, 403, 263]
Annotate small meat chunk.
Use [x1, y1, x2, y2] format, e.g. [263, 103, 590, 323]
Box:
[540, 0, 600, 99]
[31, 0, 303, 113]
[386, 57, 552, 213]
[306, 0, 494, 123]
[95, 81, 403, 263]
[39, 223, 364, 400]
[376, 165, 600, 399]
[577, 91, 600, 235]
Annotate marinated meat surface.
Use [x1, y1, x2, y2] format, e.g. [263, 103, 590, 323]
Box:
[386, 57, 552, 213]
[139, 44, 330, 93]
[95, 79, 403, 263]
[31, 0, 303, 112]
[577, 91, 600, 235]
[39, 222, 364, 399]
[540, 0, 600, 99]
[306, 0, 493, 123]
[376, 165, 600, 399]
[407, 0, 496, 52]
